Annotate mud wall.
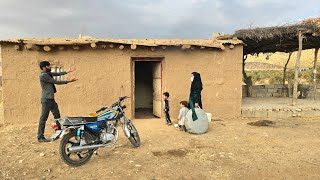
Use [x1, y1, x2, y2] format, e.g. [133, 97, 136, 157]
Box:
[1, 44, 242, 124]
[0, 45, 3, 124]
[161, 46, 243, 120]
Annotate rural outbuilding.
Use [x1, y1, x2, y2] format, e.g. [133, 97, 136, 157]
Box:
[0, 37, 243, 124]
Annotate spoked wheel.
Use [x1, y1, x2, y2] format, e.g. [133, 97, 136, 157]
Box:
[59, 131, 95, 167]
[126, 121, 141, 147]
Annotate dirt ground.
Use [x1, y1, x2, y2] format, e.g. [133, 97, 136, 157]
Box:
[1, 117, 320, 180]
[242, 97, 320, 109]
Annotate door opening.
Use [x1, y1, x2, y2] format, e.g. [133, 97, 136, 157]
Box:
[134, 60, 162, 119]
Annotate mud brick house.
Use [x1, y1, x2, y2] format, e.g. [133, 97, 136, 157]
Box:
[0, 37, 243, 124]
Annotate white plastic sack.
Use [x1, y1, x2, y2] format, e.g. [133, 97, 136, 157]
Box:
[185, 108, 209, 134]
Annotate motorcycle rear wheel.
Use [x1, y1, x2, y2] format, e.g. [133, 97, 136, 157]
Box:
[59, 131, 95, 167]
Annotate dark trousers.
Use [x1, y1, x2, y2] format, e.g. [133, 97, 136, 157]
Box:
[37, 99, 61, 139]
[164, 110, 172, 124]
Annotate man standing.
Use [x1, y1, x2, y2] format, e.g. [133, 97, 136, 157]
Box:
[38, 61, 77, 142]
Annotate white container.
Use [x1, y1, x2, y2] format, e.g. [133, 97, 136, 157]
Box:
[206, 113, 212, 122]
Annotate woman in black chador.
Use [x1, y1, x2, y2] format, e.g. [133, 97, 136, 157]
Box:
[189, 72, 203, 121]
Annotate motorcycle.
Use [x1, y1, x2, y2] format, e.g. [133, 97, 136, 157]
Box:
[51, 96, 140, 167]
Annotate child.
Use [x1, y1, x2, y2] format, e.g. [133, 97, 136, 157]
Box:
[163, 92, 172, 125]
[175, 101, 189, 131]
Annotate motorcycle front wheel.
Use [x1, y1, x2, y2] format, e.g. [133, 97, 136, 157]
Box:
[59, 130, 95, 167]
[125, 121, 141, 147]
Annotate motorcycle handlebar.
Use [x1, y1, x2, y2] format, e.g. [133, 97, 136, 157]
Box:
[97, 96, 129, 112]
[95, 106, 109, 113]
[119, 96, 130, 101]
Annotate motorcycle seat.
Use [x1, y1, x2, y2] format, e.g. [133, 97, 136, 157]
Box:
[61, 117, 98, 126]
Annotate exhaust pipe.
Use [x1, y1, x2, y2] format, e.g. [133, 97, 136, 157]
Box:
[68, 143, 113, 153]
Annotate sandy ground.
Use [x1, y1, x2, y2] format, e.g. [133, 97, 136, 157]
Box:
[1, 116, 320, 180]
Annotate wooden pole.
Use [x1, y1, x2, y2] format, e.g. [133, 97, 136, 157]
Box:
[313, 48, 319, 100]
[292, 31, 303, 105]
[43, 46, 52, 52]
[130, 44, 137, 50]
[242, 55, 252, 97]
[90, 42, 97, 49]
[181, 44, 191, 50]
[25, 43, 33, 50]
[14, 45, 20, 50]
[73, 45, 80, 50]
[25, 43, 40, 51]
[58, 46, 65, 50]
[283, 52, 292, 85]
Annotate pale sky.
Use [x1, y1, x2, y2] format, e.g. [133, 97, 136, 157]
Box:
[0, 0, 318, 39]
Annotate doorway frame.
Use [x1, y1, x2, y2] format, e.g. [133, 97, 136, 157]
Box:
[131, 56, 164, 119]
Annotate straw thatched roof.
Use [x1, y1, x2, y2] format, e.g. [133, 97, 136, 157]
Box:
[234, 18, 320, 55]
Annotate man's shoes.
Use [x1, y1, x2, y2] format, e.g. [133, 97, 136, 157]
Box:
[38, 138, 50, 143]
[167, 123, 172, 126]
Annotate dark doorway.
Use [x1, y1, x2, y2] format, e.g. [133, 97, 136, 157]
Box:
[134, 61, 162, 119]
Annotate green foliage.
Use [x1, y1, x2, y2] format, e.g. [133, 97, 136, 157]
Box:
[247, 71, 267, 84]
[286, 70, 295, 84]
[245, 69, 314, 85]
[300, 70, 312, 84]
[269, 71, 283, 84]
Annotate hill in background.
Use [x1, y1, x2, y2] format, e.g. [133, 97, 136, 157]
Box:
[246, 49, 317, 69]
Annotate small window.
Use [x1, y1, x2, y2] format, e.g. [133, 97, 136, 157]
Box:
[51, 67, 65, 81]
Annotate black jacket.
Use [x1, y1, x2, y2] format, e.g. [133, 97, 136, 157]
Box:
[164, 99, 170, 111]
